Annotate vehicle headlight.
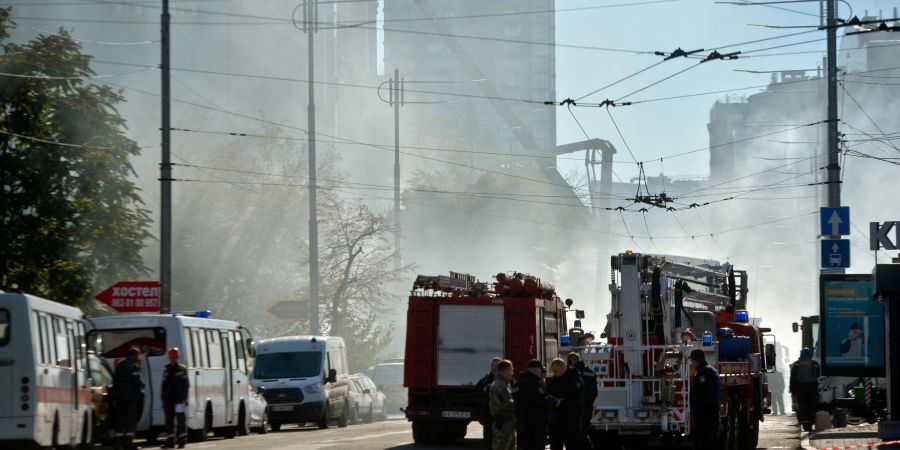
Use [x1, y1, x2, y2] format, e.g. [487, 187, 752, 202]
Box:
[601, 409, 618, 419]
[304, 384, 323, 395]
[634, 409, 650, 419]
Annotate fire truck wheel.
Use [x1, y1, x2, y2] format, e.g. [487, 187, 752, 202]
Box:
[411, 421, 434, 444]
[738, 402, 758, 450]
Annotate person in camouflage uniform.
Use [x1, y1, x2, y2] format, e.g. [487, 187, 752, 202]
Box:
[490, 359, 517, 450]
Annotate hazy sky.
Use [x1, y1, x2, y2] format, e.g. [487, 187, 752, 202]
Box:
[555, 0, 893, 181]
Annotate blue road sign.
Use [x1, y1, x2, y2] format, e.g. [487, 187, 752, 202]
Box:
[821, 239, 851, 268]
[820, 207, 850, 236]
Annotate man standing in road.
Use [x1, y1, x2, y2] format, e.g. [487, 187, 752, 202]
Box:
[547, 358, 582, 450]
[768, 370, 786, 415]
[477, 357, 503, 448]
[161, 347, 190, 449]
[690, 349, 720, 450]
[490, 359, 517, 450]
[571, 355, 597, 450]
[113, 346, 145, 450]
[790, 347, 820, 431]
[514, 359, 557, 450]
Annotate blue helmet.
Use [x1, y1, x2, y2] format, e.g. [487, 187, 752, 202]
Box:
[800, 347, 813, 359]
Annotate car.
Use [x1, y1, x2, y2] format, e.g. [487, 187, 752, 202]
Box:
[87, 351, 115, 444]
[248, 387, 270, 434]
[347, 376, 373, 424]
[355, 374, 386, 422]
[373, 362, 406, 418]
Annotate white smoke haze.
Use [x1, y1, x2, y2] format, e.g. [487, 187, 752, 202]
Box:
[6, 2, 900, 365]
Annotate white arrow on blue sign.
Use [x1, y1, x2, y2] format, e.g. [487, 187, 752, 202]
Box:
[821, 239, 850, 268]
[820, 207, 850, 236]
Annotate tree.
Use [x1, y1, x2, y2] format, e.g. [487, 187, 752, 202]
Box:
[0, 10, 151, 305]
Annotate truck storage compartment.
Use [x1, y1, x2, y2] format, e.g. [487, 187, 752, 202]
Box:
[437, 304, 504, 386]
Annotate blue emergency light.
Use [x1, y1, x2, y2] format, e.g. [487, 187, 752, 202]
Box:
[560, 335, 570, 346]
[194, 310, 212, 318]
[734, 310, 750, 323]
[702, 331, 713, 346]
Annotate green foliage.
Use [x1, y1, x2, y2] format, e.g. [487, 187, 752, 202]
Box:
[0, 10, 151, 306]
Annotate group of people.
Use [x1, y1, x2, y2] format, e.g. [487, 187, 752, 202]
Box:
[109, 346, 191, 450]
[475, 353, 598, 450]
[476, 349, 722, 450]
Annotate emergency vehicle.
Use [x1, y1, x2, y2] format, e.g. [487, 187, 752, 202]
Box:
[0, 292, 93, 449]
[579, 252, 776, 450]
[86, 312, 256, 442]
[403, 271, 568, 444]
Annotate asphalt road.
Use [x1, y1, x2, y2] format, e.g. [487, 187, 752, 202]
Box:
[129, 413, 802, 450]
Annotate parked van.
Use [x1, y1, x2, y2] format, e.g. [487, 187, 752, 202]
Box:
[0, 292, 93, 449]
[86, 312, 255, 442]
[251, 336, 350, 430]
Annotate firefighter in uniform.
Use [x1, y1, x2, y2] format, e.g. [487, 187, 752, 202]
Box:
[477, 357, 503, 448]
[161, 347, 190, 448]
[490, 360, 517, 450]
[547, 358, 582, 450]
[690, 349, 720, 450]
[113, 347, 145, 450]
[790, 347, 820, 431]
[573, 357, 598, 450]
[514, 359, 557, 450]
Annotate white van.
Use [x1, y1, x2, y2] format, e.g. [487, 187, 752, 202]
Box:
[0, 292, 93, 449]
[251, 336, 350, 430]
[86, 312, 255, 442]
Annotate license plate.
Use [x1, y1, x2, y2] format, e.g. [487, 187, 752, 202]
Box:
[271, 405, 293, 412]
[441, 411, 470, 419]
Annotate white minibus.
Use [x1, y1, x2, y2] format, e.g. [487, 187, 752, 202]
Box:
[0, 292, 92, 449]
[86, 312, 255, 442]
[251, 336, 350, 430]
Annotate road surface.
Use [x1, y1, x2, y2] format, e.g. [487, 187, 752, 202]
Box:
[130, 413, 802, 450]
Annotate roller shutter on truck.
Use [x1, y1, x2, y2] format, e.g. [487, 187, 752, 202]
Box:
[437, 305, 504, 386]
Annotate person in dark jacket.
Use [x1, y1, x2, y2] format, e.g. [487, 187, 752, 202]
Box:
[546, 358, 582, 450]
[790, 347, 820, 431]
[574, 359, 597, 450]
[161, 347, 190, 448]
[515, 359, 558, 450]
[476, 357, 503, 448]
[690, 349, 720, 450]
[112, 346, 145, 450]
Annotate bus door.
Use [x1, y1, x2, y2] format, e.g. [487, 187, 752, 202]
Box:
[65, 321, 79, 442]
[220, 331, 234, 424]
[190, 329, 205, 416]
[52, 317, 75, 441]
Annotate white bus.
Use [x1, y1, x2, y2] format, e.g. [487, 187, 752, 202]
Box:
[0, 292, 93, 449]
[86, 312, 256, 442]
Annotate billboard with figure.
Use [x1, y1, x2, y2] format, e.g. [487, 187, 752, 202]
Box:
[819, 274, 885, 377]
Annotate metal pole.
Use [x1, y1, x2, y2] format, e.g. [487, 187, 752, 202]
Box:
[159, 0, 172, 313]
[826, 0, 840, 209]
[305, 0, 320, 335]
[393, 68, 401, 272]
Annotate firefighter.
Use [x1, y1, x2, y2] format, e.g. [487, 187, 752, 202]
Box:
[547, 358, 582, 450]
[574, 358, 598, 450]
[477, 357, 503, 448]
[490, 359, 517, 450]
[112, 347, 145, 450]
[514, 359, 558, 450]
[689, 349, 720, 450]
[161, 347, 190, 449]
[790, 347, 820, 431]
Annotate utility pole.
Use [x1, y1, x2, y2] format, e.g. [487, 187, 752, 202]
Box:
[825, 0, 841, 209]
[159, 0, 172, 313]
[391, 69, 403, 271]
[302, 0, 320, 335]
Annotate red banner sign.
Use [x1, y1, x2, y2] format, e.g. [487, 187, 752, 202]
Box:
[95, 281, 161, 313]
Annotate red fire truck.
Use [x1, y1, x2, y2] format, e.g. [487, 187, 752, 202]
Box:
[403, 271, 568, 444]
[580, 252, 777, 450]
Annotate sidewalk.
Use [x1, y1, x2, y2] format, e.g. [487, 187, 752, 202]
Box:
[803, 422, 900, 450]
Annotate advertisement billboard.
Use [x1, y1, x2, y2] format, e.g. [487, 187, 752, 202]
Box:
[819, 274, 885, 377]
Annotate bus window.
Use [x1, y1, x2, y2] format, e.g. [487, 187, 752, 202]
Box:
[232, 331, 246, 373]
[0, 309, 9, 346]
[192, 329, 205, 368]
[224, 331, 236, 370]
[40, 315, 53, 365]
[207, 330, 223, 368]
[77, 322, 87, 365]
[197, 330, 209, 368]
[54, 318, 71, 367]
[90, 328, 167, 359]
[66, 322, 79, 371]
[34, 312, 46, 364]
[183, 327, 194, 368]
